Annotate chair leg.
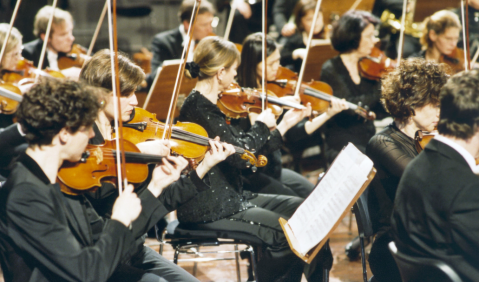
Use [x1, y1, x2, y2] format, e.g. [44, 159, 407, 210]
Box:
[159, 229, 167, 255]
[235, 245, 241, 282]
[323, 268, 329, 282]
[174, 246, 180, 264]
[360, 237, 367, 282]
[193, 246, 199, 277]
[249, 246, 258, 282]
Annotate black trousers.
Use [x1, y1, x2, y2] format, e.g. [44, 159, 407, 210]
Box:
[193, 194, 333, 282]
[109, 246, 199, 282]
[368, 230, 401, 282]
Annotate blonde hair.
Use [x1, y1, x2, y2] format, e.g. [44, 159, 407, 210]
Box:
[0, 23, 22, 62]
[33, 6, 73, 37]
[186, 36, 240, 80]
[421, 10, 461, 50]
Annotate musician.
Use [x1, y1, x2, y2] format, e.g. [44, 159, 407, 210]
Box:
[178, 35, 333, 282]
[0, 23, 23, 128]
[372, 0, 422, 59]
[21, 5, 80, 79]
[0, 78, 180, 282]
[80, 49, 234, 282]
[366, 58, 448, 282]
[280, 0, 325, 73]
[320, 10, 386, 163]
[272, 0, 300, 38]
[0, 123, 26, 182]
[411, 10, 461, 67]
[148, 0, 215, 88]
[453, 0, 479, 62]
[237, 32, 347, 198]
[391, 70, 479, 282]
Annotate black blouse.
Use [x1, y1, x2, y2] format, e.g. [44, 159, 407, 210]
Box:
[320, 56, 384, 159]
[177, 90, 283, 223]
[366, 123, 417, 233]
[280, 32, 305, 73]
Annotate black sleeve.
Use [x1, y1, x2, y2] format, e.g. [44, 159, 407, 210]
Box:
[280, 33, 302, 68]
[367, 134, 414, 178]
[273, 0, 298, 32]
[0, 124, 26, 174]
[6, 184, 135, 282]
[150, 35, 169, 80]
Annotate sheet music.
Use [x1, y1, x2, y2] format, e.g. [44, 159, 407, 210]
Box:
[288, 143, 373, 255]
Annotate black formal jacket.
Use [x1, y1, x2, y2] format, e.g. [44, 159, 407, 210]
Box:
[22, 39, 67, 70]
[366, 123, 417, 235]
[148, 28, 183, 87]
[0, 153, 164, 282]
[392, 139, 479, 282]
[177, 91, 283, 223]
[0, 124, 26, 179]
[320, 56, 385, 160]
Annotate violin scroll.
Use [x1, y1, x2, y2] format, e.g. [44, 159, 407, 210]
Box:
[239, 149, 268, 171]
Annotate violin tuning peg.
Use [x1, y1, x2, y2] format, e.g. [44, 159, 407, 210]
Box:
[251, 166, 257, 173]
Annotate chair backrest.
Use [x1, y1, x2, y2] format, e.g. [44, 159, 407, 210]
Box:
[388, 241, 463, 282]
[352, 187, 374, 238]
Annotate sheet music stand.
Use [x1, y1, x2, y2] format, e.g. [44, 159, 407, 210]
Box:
[303, 40, 339, 82]
[279, 167, 376, 263]
[143, 59, 198, 121]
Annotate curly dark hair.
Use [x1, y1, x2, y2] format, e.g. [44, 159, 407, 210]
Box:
[438, 69, 479, 139]
[381, 58, 449, 124]
[16, 78, 103, 146]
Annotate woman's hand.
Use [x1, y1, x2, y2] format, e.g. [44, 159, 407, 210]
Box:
[277, 103, 312, 136]
[326, 97, 349, 118]
[292, 48, 307, 60]
[196, 137, 236, 179]
[147, 155, 188, 197]
[111, 184, 142, 227]
[256, 108, 277, 129]
[281, 23, 297, 37]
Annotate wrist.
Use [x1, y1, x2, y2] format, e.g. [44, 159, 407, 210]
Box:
[195, 162, 208, 179]
[147, 181, 164, 198]
[276, 122, 290, 136]
[111, 216, 130, 227]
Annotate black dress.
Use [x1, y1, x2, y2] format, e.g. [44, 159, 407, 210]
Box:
[177, 90, 332, 282]
[319, 56, 385, 162]
[366, 123, 417, 282]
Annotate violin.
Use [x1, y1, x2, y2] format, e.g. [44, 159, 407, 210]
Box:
[58, 139, 163, 194]
[414, 130, 436, 154]
[119, 107, 268, 169]
[439, 48, 467, 74]
[267, 66, 375, 120]
[0, 82, 22, 114]
[217, 82, 306, 119]
[2, 58, 65, 85]
[358, 46, 397, 81]
[57, 44, 89, 70]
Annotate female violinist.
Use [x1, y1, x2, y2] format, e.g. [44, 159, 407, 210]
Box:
[0, 23, 23, 128]
[79, 49, 235, 282]
[237, 32, 348, 198]
[280, 0, 326, 73]
[320, 10, 387, 163]
[411, 10, 463, 73]
[178, 36, 333, 282]
[366, 58, 449, 282]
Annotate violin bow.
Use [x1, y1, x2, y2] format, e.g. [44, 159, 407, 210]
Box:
[107, 0, 128, 193]
[261, 0, 268, 111]
[224, 0, 236, 40]
[0, 0, 22, 67]
[82, 0, 108, 68]
[460, 0, 470, 70]
[35, 0, 59, 84]
[162, 0, 201, 141]
[292, 0, 323, 98]
[349, 0, 363, 11]
[396, 0, 408, 63]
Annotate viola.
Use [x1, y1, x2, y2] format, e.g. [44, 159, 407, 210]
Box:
[439, 48, 466, 74]
[267, 66, 375, 120]
[119, 107, 268, 169]
[358, 46, 397, 81]
[217, 82, 306, 120]
[57, 44, 89, 70]
[57, 139, 164, 195]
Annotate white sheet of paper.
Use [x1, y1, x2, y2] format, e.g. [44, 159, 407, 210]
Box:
[288, 143, 373, 255]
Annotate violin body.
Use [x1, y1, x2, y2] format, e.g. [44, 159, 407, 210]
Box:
[120, 107, 209, 164]
[440, 48, 466, 74]
[358, 46, 397, 81]
[58, 139, 151, 194]
[0, 82, 22, 114]
[57, 44, 88, 70]
[217, 83, 283, 119]
[3, 58, 65, 85]
[414, 130, 436, 154]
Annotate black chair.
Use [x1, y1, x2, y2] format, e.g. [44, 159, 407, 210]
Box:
[388, 241, 463, 282]
[156, 220, 261, 282]
[351, 188, 375, 282]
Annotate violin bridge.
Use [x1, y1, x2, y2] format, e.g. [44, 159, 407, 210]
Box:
[93, 147, 103, 164]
